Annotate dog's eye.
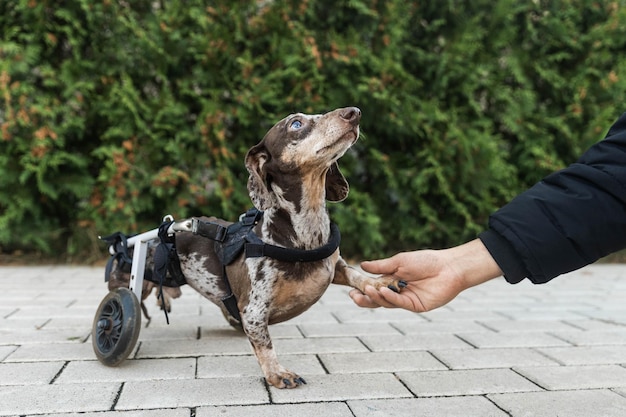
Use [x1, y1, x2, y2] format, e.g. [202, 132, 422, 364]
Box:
[290, 120, 302, 130]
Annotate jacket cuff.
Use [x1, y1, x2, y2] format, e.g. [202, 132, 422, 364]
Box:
[478, 230, 528, 284]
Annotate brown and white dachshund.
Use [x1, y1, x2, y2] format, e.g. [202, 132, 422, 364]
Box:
[111, 107, 405, 388]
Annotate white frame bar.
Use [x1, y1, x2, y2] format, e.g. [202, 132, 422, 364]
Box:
[106, 216, 194, 301]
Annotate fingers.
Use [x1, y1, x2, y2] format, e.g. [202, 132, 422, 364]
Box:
[377, 286, 421, 312]
[349, 289, 380, 308]
[349, 286, 399, 309]
[360, 256, 399, 275]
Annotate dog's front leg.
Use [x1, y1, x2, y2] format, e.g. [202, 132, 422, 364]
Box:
[333, 257, 406, 293]
[242, 313, 306, 389]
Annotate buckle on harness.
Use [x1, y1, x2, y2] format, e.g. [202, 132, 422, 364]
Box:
[239, 208, 263, 225]
[191, 218, 227, 242]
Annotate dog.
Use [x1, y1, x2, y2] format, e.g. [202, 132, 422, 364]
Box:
[111, 107, 405, 388]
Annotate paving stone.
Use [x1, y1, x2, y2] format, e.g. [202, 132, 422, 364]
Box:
[0, 328, 90, 344]
[562, 319, 626, 331]
[412, 310, 508, 322]
[272, 336, 370, 354]
[56, 358, 196, 383]
[318, 351, 447, 373]
[4, 342, 96, 362]
[0, 308, 17, 319]
[478, 319, 581, 333]
[489, 389, 626, 417]
[0, 345, 17, 361]
[514, 364, 626, 390]
[142, 314, 204, 330]
[500, 301, 598, 312]
[136, 337, 252, 358]
[0, 317, 48, 330]
[550, 329, 626, 346]
[197, 354, 325, 378]
[267, 324, 303, 339]
[445, 299, 527, 312]
[32, 410, 190, 417]
[274, 308, 339, 325]
[494, 310, 588, 321]
[537, 345, 626, 365]
[397, 369, 542, 396]
[40, 317, 93, 330]
[391, 321, 494, 335]
[333, 308, 427, 323]
[198, 325, 249, 338]
[456, 331, 571, 348]
[9, 305, 96, 320]
[0, 361, 65, 385]
[298, 322, 402, 338]
[360, 333, 473, 352]
[0, 382, 119, 416]
[115, 377, 268, 409]
[431, 347, 559, 369]
[579, 311, 626, 325]
[2, 263, 626, 417]
[269, 373, 412, 403]
[137, 324, 202, 341]
[348, 397, 509, 417]
[199, 402, 353, 417]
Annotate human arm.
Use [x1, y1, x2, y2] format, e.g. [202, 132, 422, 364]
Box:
[351, 112, 626, 311]
[480, 112, 626, 284]
[349, 238, 502, 312]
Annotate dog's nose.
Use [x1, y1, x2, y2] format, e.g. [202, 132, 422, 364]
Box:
[339, 107, 361, 126]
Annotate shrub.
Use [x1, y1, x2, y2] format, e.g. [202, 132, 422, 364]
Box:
[1, 0, 625, 261]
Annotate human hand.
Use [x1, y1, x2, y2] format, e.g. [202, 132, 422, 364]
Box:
[349, 239, 502, 312]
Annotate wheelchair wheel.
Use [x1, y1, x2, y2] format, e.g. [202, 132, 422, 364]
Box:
[92, 287, 141, 366]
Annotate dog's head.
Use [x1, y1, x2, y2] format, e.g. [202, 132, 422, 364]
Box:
[245, 107, 361, 211]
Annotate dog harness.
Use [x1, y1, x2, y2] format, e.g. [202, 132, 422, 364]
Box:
[103, 208, 341, 325]
[190, 208, 341, 323]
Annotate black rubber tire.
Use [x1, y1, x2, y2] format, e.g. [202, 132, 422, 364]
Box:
[92, 287, 141, 366]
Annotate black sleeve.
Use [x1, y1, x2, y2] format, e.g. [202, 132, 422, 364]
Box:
[479, 112, 626, 284]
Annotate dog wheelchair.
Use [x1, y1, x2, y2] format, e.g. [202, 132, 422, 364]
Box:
[91, 214, 231, 367]
[91, 208, 279, 366]
[91, 215, 190, 366]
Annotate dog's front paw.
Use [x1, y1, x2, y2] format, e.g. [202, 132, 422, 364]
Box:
[266, 371, 307, 389]
[387, 279, 407, 293]
[367, 276, 407, 293]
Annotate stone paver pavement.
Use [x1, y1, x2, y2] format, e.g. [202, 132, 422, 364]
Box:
[0, 263, 625, 416]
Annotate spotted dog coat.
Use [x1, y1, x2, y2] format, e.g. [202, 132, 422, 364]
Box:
[173, 107, 404, 388]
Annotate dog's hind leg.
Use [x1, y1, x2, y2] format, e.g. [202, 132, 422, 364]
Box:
[140, 301, 151, 321]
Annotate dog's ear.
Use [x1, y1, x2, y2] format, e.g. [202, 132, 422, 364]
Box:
[245, 141, 276, 210]
[325, 162, 349, 202]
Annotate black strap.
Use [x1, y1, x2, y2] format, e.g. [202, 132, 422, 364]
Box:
[244, 222, 341, 262]
[101, 232, 133, 282]
[189, 209, 261, 325]
[191, 219, 228, 241]
[221, 265, 241, 323]
[191, 208, 262, 242]
[155, 221, 176, 324]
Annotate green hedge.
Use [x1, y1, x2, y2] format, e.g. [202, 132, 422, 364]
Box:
[1, 0, 625, 262]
